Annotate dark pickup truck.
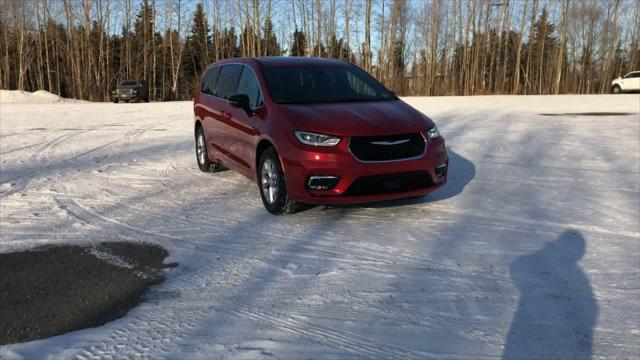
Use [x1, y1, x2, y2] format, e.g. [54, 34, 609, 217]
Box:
[112, 80, 149, 103]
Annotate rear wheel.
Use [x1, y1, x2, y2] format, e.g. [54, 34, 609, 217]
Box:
[612, 85, 622, 94]
[258, 147, 298, 215]
[195, 126, 221, 173]
[113, 98, 119, 103]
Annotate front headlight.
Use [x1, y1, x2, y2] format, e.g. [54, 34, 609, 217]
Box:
[294, 131, 341, 146]
[427, 125, 440, 139]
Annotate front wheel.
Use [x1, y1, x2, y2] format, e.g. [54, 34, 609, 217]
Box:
[258, 147, 298, 215]
[195, 126, 221, 173]
[612, 85, 622, 94]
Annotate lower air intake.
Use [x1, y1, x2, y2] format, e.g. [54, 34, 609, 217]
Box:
[343, 171, 433, 196]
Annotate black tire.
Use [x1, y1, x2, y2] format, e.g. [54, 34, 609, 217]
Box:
[145, 95, 150, 102]
[612, 85, 622, 94]
[113, 98, 119, 103]
[258, 147, 298, 215]
[195, 126, 221, 173]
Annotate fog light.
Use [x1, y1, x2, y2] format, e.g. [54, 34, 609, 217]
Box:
[435, 164, 447, 177]
[307, 176, 340, 190]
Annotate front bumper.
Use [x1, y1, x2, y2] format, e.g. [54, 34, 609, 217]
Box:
[113, 93, 138, 100]
[281, 133, 448, 204]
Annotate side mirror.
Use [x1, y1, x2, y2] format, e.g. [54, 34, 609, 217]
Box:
[228, 94, 254, 116]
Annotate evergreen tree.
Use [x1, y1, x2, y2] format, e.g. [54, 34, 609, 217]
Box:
[221, 28, 240, 58]
[327, 35, 353, 61]
[262, 18, 281, 56]
[242, 25, 258, 56]
[290, 29, 306, 56]
[183, 3, 212, 79]
[391, 39, 406, 93]
[132, 0, 155, 80]
[313, 42, 326, 57]
[524, 7, 559, 93]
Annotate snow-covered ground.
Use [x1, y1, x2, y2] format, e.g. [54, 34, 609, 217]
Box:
[0, 93, 639, 359]
[0, 90, 82, 104]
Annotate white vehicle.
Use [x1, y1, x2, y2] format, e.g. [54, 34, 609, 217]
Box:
[611, 71, 640, 93]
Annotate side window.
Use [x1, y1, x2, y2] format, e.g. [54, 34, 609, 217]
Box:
[236, 66, 262, 108]
[201, 66, 220, 96]
[214, 65, 242, 99]
[633, 73, 640, 78]
[345, 70, 376, 97]
[256, 91, 263, 107]
[623, 73, 634, 79]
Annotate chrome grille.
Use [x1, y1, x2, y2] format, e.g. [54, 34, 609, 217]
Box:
[349, 133, 426, 162]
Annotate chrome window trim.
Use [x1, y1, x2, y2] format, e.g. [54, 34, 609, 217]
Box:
[200, 63, 265, 111]
[347, 132, 428, 164]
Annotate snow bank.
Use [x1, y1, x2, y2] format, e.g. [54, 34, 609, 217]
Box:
[0, 90, 80, 104]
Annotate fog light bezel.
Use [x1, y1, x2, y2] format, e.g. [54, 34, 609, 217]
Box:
[435, 164, 447, 178]
[307, 176, 340, 190]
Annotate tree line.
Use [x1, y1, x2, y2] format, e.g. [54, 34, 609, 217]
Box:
[1, 0, 638, 101]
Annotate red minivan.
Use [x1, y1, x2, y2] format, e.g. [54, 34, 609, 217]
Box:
[194, 57, 448, 214]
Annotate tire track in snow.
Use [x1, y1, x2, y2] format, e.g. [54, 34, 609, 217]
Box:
[72, 306, 213, 360]
[1, 120, 133, 198]
[60, 185, 635, 309]
[1, 130, 82, 197]
[124, 128, 146, 146]
[226, 306, 443, 360]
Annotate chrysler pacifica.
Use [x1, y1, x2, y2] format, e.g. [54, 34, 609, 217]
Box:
[194, 57, 448, 214]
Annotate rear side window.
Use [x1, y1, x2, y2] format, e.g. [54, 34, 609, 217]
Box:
[201, 66, 220, 96]
[236, 66, 263, 108]
[214, 65, 243, 99]
[346, 72, 377, 97]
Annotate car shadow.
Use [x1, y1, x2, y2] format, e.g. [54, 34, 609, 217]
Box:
[503, 230, 598, 359]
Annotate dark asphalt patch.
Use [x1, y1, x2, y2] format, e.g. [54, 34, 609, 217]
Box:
[0, 242, 177, 345]
[539, 112, 635, 116]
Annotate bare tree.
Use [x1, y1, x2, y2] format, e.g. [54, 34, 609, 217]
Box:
[554, 0, 570, 94]
[1, 0, 638, 100]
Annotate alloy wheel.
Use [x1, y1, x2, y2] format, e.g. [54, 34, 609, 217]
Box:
[196, 132, 205, 165]
[261, 159, 278, 205]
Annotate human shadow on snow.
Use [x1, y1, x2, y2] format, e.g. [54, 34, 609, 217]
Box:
[503, 230, 598, 359]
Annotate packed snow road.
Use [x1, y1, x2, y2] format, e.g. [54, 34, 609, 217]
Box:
[1, 94, 639, 359]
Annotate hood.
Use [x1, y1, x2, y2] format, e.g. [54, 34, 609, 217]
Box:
[279, 100, 433, 137]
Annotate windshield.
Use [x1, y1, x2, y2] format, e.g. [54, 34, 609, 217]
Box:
[119, 80, 138, 87]
[262, 65, 397, 104]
